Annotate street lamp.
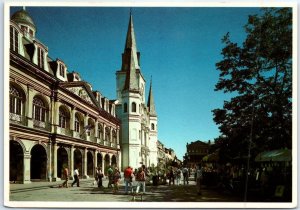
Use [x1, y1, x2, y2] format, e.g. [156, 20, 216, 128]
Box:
[244, 98, 256, 202]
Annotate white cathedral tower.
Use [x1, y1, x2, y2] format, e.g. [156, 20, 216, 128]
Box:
[116, 13, 158, 170]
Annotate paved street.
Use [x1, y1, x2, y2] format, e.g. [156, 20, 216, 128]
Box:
[9, 178, 241, 202]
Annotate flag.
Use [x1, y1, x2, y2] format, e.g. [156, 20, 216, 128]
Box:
[80, 124, 94, 137]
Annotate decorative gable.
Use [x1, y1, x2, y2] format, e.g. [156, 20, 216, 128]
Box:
[66, 86, 94, 105]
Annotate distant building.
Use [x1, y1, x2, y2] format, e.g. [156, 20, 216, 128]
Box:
[184, 140, 209, 168]
[157, 140, 167, 168]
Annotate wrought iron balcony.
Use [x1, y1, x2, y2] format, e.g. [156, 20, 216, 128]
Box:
[57, 127, 71, 136]
[33, 119, 47, 129]
[9, 113, 23, 124]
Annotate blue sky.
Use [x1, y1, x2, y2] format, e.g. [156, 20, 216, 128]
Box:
[10, 6, 261, 160]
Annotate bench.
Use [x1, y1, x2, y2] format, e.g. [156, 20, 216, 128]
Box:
[131, 192, 144, 201]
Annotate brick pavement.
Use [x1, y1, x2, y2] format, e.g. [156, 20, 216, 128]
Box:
[9, 178, 242, 203]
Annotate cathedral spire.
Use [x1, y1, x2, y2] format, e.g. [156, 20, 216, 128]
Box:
[147, 77, 157, 116]
[125, 12, 137, 52]
[122, 12, 140, 92]
[123, 48, 139, 91]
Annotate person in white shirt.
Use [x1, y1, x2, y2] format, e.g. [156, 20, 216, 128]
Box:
[71, 167, 80, 187]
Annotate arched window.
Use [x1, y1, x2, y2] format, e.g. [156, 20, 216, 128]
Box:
[124, 103, 128, 113]
[132, 102, 136, 112]
[10, 26, 19, 52]
[151, 123, 155, 130]
[10, 86, 22, 115]
[74, 115, 80, 132]
[98, 124, 103, 140]
[58, 108, 68, 128]
[33, 96, 47, 122]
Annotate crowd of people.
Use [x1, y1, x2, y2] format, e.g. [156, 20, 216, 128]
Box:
[57, 162, 290, 200]
[59, 164, 205, 195]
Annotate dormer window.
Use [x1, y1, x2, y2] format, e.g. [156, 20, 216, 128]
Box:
[59, 64, 65, 77]
[10, 26, 19, 52]
[21, 25, 28, 32]
[37, 47, 44, 69]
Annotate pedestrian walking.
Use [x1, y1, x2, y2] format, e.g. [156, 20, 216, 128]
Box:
[135, 167, 145, 194]
[93, 167, 99, 186]
[141, 165, 148, 193]
[196, 164, 203, 195]
[61, 165, 69, 188]
[71, 167, 80, 187]
[168, 167, 175, 185]
[113, 167, 121, 194]
[182, 166, 189, 185]
[124, 166, 133, 194]
[97, 167, 104, 188]
[107, 165, 113, 188]
[175, 168, 182, 185]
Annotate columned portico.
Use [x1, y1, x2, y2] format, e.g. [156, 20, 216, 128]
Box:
[70, 146, 75, 179]
[23, 152, 31, 184]
[52, 143, 60, 181]
[83, 148, 89, 179]
[47, 141, 52, 181]
[94, 150, 98, 170]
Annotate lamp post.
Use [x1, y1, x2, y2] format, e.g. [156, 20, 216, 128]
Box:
[244, 99, 255, 202]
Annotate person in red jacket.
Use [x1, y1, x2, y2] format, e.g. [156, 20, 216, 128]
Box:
[124, 166, 133, 194]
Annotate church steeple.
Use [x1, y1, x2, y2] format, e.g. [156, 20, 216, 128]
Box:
[147, 77, 157, 116]
[125, 12, 137, 53]
[122, 12, 140, 92]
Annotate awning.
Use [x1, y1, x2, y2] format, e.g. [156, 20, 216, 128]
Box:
[255, 149, 291, 162]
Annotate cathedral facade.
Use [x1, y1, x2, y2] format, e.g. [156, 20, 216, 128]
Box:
[115, 14, 158, 170]
[9, 8, 158, 183]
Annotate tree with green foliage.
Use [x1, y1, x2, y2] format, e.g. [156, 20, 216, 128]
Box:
[213, 8, 292, 161]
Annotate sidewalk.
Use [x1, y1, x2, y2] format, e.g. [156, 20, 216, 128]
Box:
[10, 178, 110, 192]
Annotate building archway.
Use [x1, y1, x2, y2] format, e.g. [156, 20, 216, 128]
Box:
[104, 154, 110, 175]
[111, 155, 117, 168]
[30, 144, 47, 180]
[97, 153, 103, 168]
[87, 151, 93, 177]
[74, 149, 83, 174]
[10, 140, 24, 182]
[57, 147, 68, 178]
